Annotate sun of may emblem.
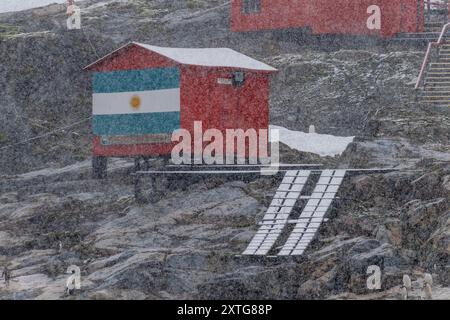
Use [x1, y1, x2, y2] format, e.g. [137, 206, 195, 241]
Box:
[130, 95, 141, 110]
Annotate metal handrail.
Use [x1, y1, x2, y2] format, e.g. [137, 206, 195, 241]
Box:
[415, 22, 450, 90]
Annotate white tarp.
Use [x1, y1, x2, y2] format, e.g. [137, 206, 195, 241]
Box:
[270, 125, 354, 157]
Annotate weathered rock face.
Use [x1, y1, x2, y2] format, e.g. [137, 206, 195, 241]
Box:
[0, 0, 449, 300]
[268, 50, 423, 136]
[0, 159, 448, 300]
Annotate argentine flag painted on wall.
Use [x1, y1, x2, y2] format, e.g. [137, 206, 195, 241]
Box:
[92, 67, 180, 136]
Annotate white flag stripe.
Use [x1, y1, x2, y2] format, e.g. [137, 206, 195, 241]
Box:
[93, 88, 180, 115]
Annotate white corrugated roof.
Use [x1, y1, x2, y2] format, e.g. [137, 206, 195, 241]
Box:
[134, 43, 277, 71]
[84, 42, 277, 72]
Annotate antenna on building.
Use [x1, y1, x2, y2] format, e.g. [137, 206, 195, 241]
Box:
[66, 0, 81, 30]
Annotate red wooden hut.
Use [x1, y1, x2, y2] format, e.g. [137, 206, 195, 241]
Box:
[84, 42, 277, 177]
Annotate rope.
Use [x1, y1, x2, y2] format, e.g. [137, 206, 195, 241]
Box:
[81, 28, 100, 59]
[0, 117, 91, 151]
[182, 1, 231, 20]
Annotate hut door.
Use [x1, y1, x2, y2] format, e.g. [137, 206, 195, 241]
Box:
[212, 81, 238, 130]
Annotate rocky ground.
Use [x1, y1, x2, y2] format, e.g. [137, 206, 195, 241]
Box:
[0, 0, 449, 299]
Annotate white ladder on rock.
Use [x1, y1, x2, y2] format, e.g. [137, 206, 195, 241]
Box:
[242, 169, 346, 256]
[242, 170, 311, 256]
[278, 169, 346, 256]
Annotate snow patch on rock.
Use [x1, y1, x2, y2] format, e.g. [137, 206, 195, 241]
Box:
[270, 125, 354, 157]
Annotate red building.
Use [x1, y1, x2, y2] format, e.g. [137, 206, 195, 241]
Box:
[231, 0, 449, 38]
[84, 42, 277, 176]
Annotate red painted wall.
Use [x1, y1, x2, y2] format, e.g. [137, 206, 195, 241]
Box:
[231, 0, 424, 37]
[93, 137, 175, 157]
[180, 65, 270, 159]
[180, 65, 269, 135]
[89, 44, 273, 159]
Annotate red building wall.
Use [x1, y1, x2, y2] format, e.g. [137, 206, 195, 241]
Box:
[181, 65, 270, 159]
[231, 0, 424, 37]
[180, 65, 269, 135]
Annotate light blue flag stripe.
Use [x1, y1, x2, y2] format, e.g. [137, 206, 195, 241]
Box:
[93, 67, 180, 93]
[93, 112, 180, 135]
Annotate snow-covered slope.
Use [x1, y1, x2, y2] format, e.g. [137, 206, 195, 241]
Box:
[0, 0, 68, 13]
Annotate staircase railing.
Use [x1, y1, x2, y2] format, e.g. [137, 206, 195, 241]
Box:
[416, 22, 450, 90]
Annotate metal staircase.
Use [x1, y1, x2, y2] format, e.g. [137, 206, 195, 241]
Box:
[416, 23, 450, 106]
[424, 0, 449, 32]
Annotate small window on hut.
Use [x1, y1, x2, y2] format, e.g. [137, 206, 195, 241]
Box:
[242, 0, 261, 14]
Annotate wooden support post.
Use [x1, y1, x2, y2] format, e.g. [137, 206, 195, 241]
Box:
[134, 172, 146, 204]
[92, 156, 107, 179]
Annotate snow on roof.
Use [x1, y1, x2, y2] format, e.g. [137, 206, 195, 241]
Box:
[84, 42, 277, 72]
